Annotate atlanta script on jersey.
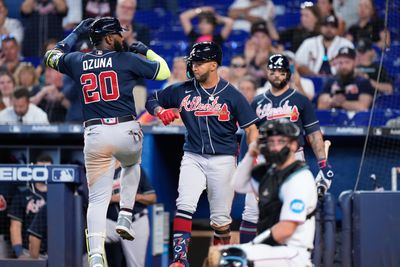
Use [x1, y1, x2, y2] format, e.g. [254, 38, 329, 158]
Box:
[146, 79, 258, 155]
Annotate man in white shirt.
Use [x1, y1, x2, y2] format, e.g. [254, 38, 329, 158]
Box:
[209, 119, 317, 267]
[295, 15, 354, 76]
[0, 1, 24, 47]
[0, 87, 49, 124]
[228, 0, 275, 32]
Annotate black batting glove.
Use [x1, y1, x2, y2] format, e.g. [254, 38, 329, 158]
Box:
[129, 41, 149, 55]
[73, 18, 95, 36]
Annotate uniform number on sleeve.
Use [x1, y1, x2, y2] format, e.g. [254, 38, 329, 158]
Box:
[80, 71, 120, 104]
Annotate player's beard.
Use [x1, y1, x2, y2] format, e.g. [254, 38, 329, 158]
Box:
[269, 78, 288, 90]
[264, 146, 291, 165]
[195, 72, 209, 83]
[114, 41, 124, 52]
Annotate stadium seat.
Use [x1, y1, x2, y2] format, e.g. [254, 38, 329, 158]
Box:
[348, 109, 400, 127]
[374, 94, 400, 110]
[316, 110, 349, 126]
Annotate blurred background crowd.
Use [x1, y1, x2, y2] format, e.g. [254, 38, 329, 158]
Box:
[0, 0, 397, 127]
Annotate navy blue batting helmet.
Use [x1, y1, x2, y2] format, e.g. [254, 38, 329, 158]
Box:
[89, 17, 127, 45]
[186, 42, 222, 78]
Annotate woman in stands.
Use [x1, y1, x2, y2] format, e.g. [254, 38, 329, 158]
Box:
[180, 6, 233, 48]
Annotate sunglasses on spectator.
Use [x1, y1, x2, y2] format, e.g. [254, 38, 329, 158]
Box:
[301, 1, 314, 9]
[231, 63, 247, 68]
[1, 34, 16, 41]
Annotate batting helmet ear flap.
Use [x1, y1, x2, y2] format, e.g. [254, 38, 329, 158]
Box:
[186, 58, 194, 79]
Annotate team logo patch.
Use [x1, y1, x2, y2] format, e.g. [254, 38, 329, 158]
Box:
[290, 199, 305, 213]
[179, 96, 231, 121]
[256, 100, 299, 122]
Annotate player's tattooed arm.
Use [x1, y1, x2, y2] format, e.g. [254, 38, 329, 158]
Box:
[307, 131, 326, 161]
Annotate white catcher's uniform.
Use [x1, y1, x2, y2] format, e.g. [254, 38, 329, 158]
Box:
[232, 153, 318, 267]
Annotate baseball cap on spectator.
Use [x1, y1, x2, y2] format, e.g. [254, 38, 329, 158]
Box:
[251, 21, 269, 35]
[336, 47, 356, 59]
[321, 15, 338, 28]
[356, 39, 373, 53]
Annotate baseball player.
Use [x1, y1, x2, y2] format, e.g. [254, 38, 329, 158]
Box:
[238, 54, 334, 243]
[218, 119, 318, 267]
[106, 164, 156, 267]
[44, 17, 170, 267]
[145, 41, 259, 267]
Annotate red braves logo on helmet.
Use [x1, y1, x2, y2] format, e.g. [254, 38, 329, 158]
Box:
[179, 95, 231, 121]
[256, 100, 300, 122]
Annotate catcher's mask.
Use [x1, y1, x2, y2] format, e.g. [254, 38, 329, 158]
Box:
[258, 119, 300, 165]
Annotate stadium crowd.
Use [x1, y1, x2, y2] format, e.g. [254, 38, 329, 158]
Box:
[0, 0, 397, 265]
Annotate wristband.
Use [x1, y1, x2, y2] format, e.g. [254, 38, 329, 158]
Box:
[263, 232, 280, 246]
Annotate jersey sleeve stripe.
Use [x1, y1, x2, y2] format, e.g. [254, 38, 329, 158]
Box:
[151, 61, 160, 80]
[239, 117, 259, 129]
[7, 214, 23, 222]
[27, 229, 43, 239]
[303, 121, 319, 128]
[142, 190, 156, 195]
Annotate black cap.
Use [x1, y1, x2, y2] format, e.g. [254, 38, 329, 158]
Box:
[357, 39, 373, 53]
[336, 47, 356, 59]
[321, 15, 338, 28]
[250, 21, 269, 35]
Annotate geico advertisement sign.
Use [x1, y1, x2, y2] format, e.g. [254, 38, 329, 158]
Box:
[0, 167, 48, 181]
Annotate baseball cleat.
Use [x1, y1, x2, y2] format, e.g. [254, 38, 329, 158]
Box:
[116, 212, 135, 241]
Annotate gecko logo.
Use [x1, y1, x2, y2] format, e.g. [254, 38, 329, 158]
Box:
[290, 199, 305, 213]
[52, 168, 75, 182]
[0, 167, 48, 182]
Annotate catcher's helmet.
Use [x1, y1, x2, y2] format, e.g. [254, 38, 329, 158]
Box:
[89, 17, 127, 45]
[259, 118, 300, 146]
[218, 247, 253, 267]
[186, 41, 222, 78]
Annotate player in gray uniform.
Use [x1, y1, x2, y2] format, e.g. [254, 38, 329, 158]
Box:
[214, 119, 318, 267]
[44, 17, 170, 267]
[146, 42, 259, 267]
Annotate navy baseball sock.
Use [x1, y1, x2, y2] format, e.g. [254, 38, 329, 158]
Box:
[172, 210, 193, 265]
[239, 220, 258, 243]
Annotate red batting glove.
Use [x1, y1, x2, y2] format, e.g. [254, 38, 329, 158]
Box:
[156, 108, 179, 126]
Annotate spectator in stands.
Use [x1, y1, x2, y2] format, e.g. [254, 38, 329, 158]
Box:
[14, 62, 40, 95]
[83, 0, 116, 18]
[0, 35, 22, 74]
[62, 0, 82, 30]
[0, 87, 49, 124]
[137, 0, 178, 14]
[116, 0, 150, 46]
[7, 154, 51, 258]
[278, 1, 321, 52]
[259, 51, 315, 100]
[317, 0, 345, 35]
[355, 39, 393, 95]
[228, 55, 248, 89]
[238, 75, 257, 103]
[20, 0, 68, 57]
[180, 6, 233, 48]
[0, 1, 24, 47]
[228, 0, 275, 32]
[318, 47, 374, 111]
[333, 0, 359, 30]
[105, 163, 156, 267]
[163, 57, 187, 89]
[217, 66, 230, 82]
[295, 14, 354, 76]
[30, 67, 68, 123]
[0, 91, 5, 111]
[346, 0, 389, 50]
[27, 204, 47, 259]
[245, 21, 280, 85]
[0, 71, 15, 107]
